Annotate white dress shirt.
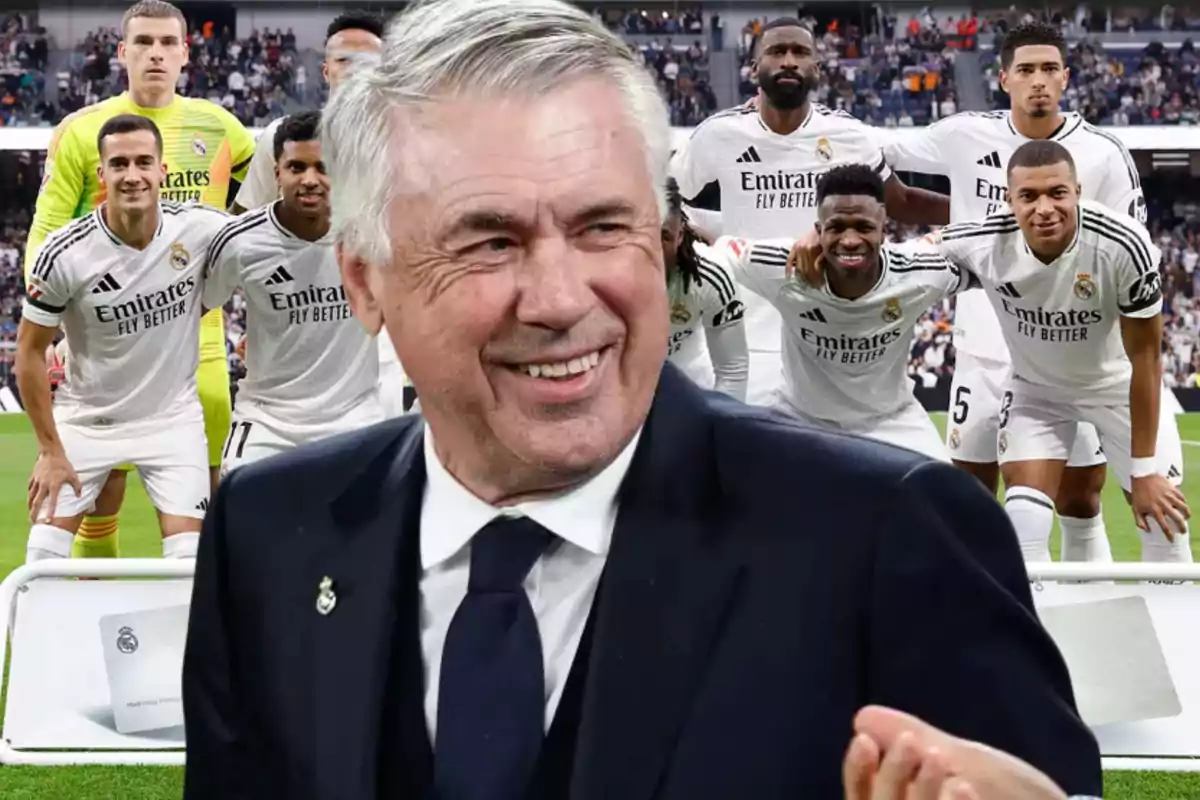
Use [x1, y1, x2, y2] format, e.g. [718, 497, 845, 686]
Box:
[418, 425, 641, 741]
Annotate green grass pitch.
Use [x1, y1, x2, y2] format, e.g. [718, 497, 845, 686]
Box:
[1, 412, 1198, 797]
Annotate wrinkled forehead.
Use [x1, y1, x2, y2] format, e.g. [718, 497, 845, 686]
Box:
[391, 86, 658, 235]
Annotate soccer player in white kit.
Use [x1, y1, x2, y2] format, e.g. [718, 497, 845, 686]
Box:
[15, 114, 230, 563]
[203, 111, 383, 475]
[714, 165, 972, 460]
[669, 18, 949, 407]
[227, 13, 411, 416]
[881, 21, 1146, 562]
[930, 141, 1190, 563]
[663, 178, 749, 400]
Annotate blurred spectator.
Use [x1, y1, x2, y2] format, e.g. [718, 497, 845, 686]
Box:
[637, 39, 716, 125]
[595, 7, 705, 36]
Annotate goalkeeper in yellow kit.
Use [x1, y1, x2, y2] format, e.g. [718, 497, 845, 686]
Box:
[26, 0, 255, 558]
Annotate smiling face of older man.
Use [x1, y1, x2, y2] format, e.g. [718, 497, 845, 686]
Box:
[336, 76, 670, 504]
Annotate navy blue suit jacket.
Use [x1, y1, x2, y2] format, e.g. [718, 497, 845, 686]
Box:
[182, 364, 1102, 799]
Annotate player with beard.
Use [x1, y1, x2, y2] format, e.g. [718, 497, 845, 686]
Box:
[202, 111, 382, 474]
[671, 18, 949, 407]
[879, 21, 1147, 564]
[663, 178, 749, 399]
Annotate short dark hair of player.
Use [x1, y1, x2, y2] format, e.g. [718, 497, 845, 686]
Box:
[1006, 139, 1076, 181]
[752, 17, 811, 58]
[97, 113, 163, 157]
[999, 21, 1067, 70]
[815, 164, 885, 206]
[274, 110, 322, 161]
[122, 0, 187, 39]
[327, 11, 386, 42]
[665, 177, 705, 295]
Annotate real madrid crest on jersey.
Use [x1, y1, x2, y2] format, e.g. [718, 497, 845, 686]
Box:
[882, 297, 902, 323]
[192, 136, 207, 157]
[815, 136, 833, 163]
[169, 242, 190, 270]
[1073, 273, 1096, 300]
[670, 302, 692, 325]
[998, 430, 1009, 455]
[948, 428, 962, 450]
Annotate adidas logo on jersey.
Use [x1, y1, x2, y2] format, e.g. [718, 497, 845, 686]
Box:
[976, 151, 1002, 169]
[91, 273, 122, 294]
[1168, 464, 1182, 480]
[264, 266, 295, 286]
[798, 308, 827, 323]
[735, 146, 763, 164]
[195, 498, 210, 512]
[995, 282, 1022, 299]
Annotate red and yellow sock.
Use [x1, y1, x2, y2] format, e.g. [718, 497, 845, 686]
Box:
[73, 514, 120, 558]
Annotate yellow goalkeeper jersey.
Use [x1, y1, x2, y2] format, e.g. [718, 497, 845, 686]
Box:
[26, 92, 256, 363]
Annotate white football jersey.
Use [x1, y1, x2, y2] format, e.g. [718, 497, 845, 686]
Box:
[22, 202, 229, 425]
[667, 241, 747, 397]
[933, 200, 1162, 405]
[713, 235, 971, 423]
[202, 202, 380, 425]
[671, 103, 893, 355]
[232, 116, 285, 211]
[883, 110, 1145, 362]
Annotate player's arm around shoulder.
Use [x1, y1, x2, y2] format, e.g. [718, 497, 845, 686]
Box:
[867, 460, 1103, 797]
[712, 234, 795, 301]
[693, 243, 749, 401]
[199, 210, 255, 312]
[878, 111, 963, 174]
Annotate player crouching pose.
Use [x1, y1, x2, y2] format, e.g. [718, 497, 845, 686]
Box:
[924, 141, 1191, 563]
[202, 111, 383, 476]
[712, 164, 974, 460]
[15, 115, 229, 562]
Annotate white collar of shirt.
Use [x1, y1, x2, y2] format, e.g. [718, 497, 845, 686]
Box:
[419, 423, 643, 571]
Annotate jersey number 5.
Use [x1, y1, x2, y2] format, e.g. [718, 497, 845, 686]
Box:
[951, 386, 971, 425]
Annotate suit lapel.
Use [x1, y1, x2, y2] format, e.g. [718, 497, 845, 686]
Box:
[306, 419, 432, 798]
[571, 367, 745, 800]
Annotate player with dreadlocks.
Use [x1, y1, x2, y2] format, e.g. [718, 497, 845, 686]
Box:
[663, 177, 748, 401]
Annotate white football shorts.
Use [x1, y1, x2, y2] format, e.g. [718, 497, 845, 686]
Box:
[947, 352, 1105, 468]
[997, 384, 1184, 492]
[783, 400, 950, 462]
[220, 392, 386, 476]
[37, 405, 209, 520]
[745, 350, 786, 408]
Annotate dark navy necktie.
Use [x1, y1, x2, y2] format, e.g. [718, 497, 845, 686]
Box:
[434, 515, 554, 800]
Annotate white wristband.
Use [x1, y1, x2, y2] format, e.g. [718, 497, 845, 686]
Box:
[1130, 457, 1158, 479]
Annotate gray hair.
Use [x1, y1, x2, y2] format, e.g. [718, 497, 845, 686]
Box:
[321, 0, 672, 267]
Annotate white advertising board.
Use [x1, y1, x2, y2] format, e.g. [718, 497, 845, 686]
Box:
[3, 577, 192, 752]
[1031, 577, 1200, 764]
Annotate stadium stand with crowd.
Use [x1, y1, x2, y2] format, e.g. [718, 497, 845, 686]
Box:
[2, 7, 1198, 401]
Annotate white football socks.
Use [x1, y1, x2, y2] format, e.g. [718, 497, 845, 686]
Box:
[162, 531, 200, 559]
[26, 524, 75, 564]
[1141, 519, 1193, 563]
[1059, 513, 1113, 562]
[1004, 486, 1056, 563]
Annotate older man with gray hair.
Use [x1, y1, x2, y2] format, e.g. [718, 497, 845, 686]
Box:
[181, 1, 1102, 798]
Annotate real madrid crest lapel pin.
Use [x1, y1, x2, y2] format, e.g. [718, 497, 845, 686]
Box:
[316, 576, 337, 616]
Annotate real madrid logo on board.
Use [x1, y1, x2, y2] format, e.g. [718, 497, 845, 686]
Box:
[881, 297, 902, 323]
[815, 136, 833, 162]
[192, 136, 207, 157]
[670, 302, 692, 325]
[170, 242, 190, 270]
[1073, 272, 1096, 301]
[116, 626, 139, 655]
